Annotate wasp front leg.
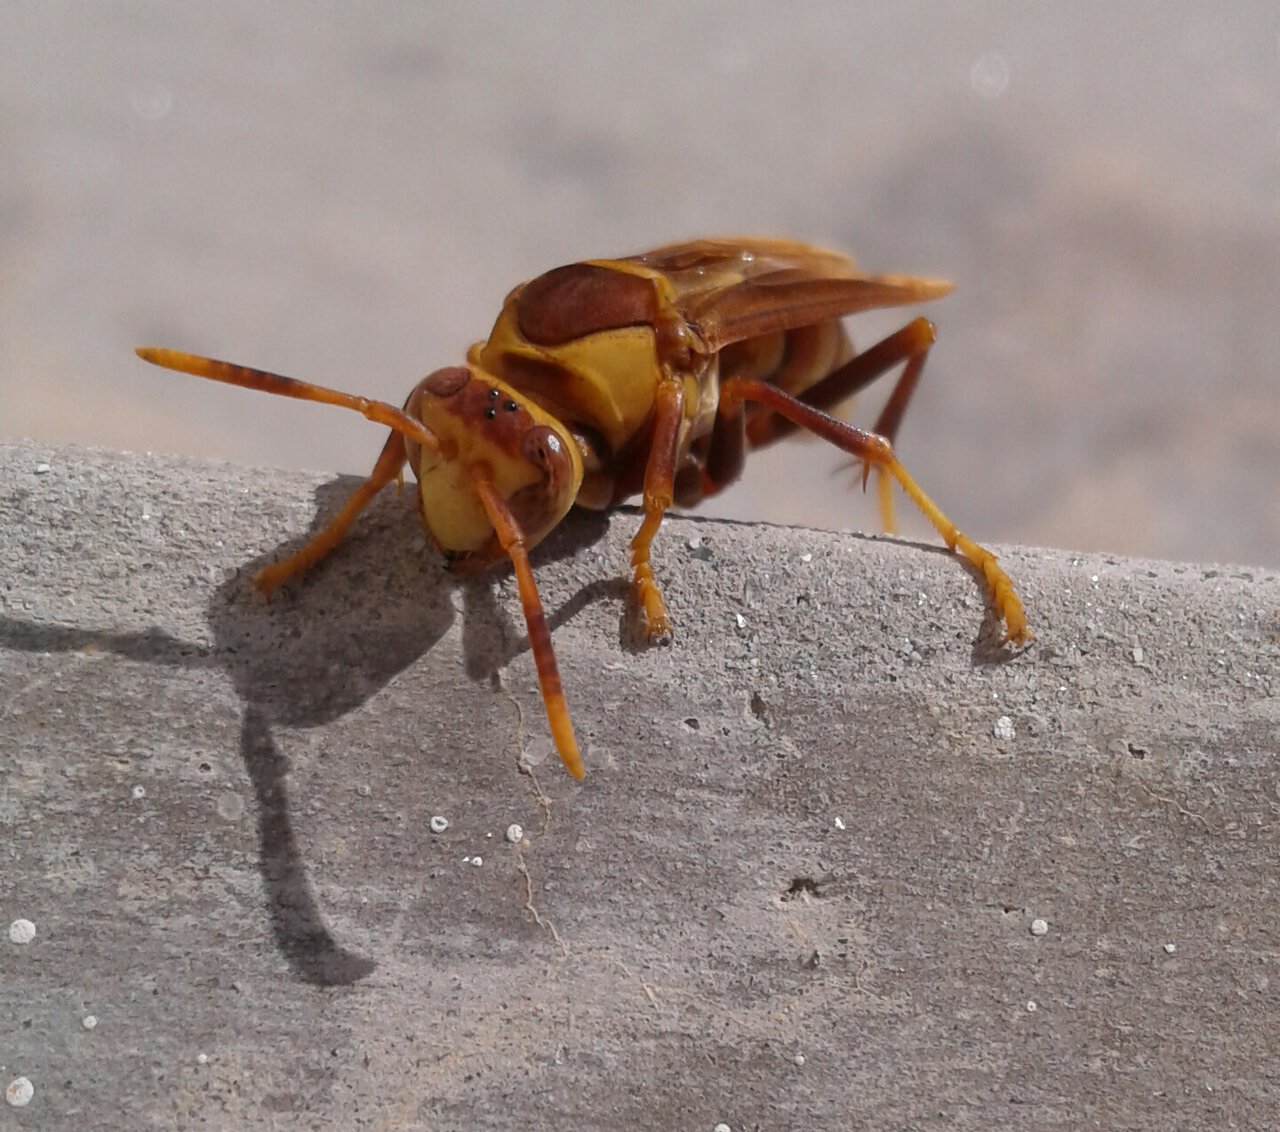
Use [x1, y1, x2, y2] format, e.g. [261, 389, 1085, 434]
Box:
[629, 376, 686, 643]
[134, 348, 432, 594]
[256, 429, 408, 593]
[473, 476, 585, 780]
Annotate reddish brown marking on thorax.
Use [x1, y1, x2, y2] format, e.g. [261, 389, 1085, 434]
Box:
[517, 263, 660, 347]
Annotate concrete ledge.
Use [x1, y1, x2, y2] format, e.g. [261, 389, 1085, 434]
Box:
[2, 440, 1277, 1129]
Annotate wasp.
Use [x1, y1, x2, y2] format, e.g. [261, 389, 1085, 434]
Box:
[138, 237, 1030, 780]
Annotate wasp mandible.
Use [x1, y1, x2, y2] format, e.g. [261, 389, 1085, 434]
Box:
[138, 237, 1030, 780]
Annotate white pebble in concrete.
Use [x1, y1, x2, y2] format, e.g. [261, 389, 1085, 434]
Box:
[6, 1077, 34, 1107]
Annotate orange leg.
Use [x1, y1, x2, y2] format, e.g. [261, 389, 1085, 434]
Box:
[744, 317, 937, 533]
[474, 476, 584, 780]
[629, 376, 685, 642]
[134, 347, 438, 593]
[722, 377, 1031, 644]
[255, 430, 408, 593]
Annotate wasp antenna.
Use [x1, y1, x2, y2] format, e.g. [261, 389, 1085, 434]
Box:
[899, 275, 953, 300]
[135, 346, 440, 454]
[472, 476, 585, 780]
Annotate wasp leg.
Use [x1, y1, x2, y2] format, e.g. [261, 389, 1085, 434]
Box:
[473, 476, 584, 780]
[134, 348, 439, 593]
[630, 376, 686, 642]
[255, 430, 407, 594]
[744, 317, 937, 534]
[722, 377, 1031, 644]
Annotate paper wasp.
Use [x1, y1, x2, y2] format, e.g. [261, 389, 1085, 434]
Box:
[138, 237, 1030, 780]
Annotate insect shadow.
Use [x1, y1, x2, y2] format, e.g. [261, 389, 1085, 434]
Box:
[1, 473, 612, 987]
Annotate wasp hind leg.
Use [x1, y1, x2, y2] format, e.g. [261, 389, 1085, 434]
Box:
[722, 376, 1031, 645]
[629, 376, 686, 643]
[743, 316, 937, 535]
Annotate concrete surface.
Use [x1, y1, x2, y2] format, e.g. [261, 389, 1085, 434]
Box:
[2, 3, 1279, 569]
[1, 439, 1278, 1130]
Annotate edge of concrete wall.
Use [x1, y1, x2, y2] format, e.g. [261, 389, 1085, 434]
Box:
[3, 439, 1277, 1129]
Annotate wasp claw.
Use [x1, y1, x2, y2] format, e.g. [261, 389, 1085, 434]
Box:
[647, 618, 673, 646]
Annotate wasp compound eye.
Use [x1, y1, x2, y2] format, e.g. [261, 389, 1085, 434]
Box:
[522, 425, 565, 471]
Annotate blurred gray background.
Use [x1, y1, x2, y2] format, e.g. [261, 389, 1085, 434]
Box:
[2, 2, 1277, 567]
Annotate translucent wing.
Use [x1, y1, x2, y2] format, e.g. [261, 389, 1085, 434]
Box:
[626, 237, 952, 352]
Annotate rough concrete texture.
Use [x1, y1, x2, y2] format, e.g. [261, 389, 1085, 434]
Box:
[2, 439, 1277, 1130]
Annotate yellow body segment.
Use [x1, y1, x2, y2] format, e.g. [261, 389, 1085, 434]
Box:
[475, 317, 666, 455]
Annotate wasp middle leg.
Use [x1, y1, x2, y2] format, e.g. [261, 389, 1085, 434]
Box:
[628, 375, 686, 643]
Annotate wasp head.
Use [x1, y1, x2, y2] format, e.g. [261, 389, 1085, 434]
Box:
[402, 365, 583, 569]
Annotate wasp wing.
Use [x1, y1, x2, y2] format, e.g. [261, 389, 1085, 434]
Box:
[627, 238, 951, 352]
